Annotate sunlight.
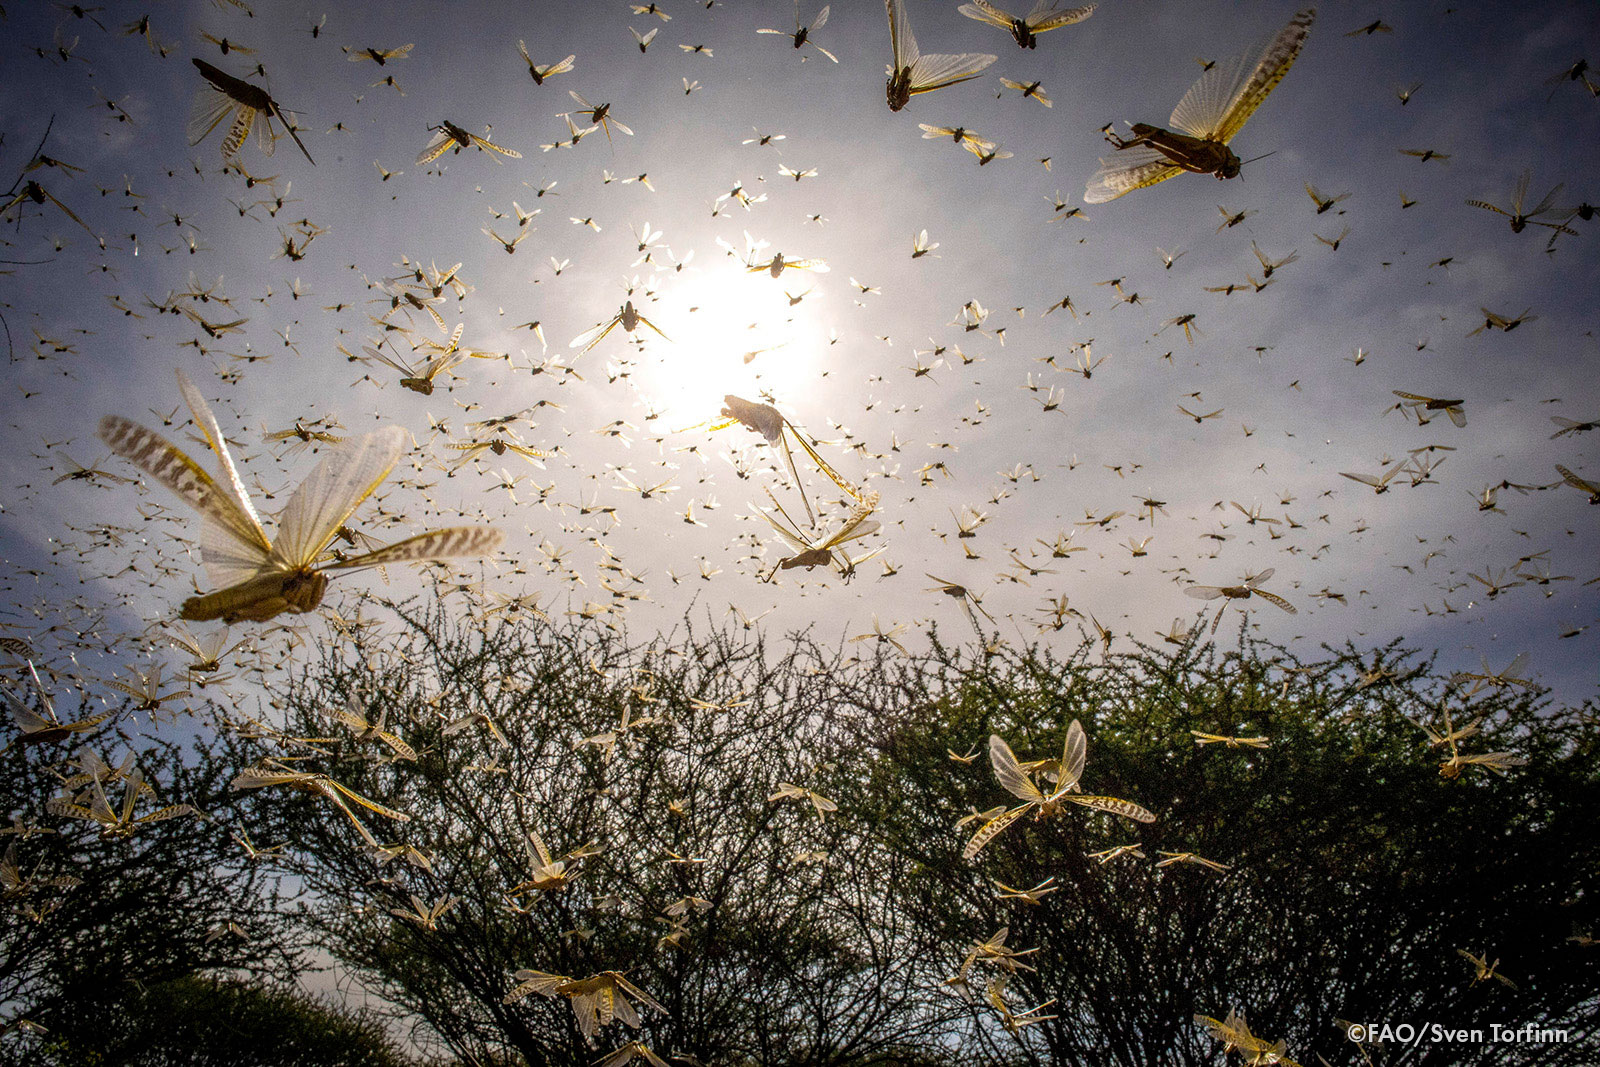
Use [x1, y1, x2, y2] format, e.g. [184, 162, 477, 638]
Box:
[629, 268, 828, 422]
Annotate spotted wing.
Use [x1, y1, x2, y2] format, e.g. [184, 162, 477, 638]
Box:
[1252, 589, 1297, 614]
[219, 106, 259, 160]
[327, 779, 411, 822]
[962, 802, 1031, 861]
[504, 969, 570, 1004]
[97, 416, 274, 589]
[1557, 465, 1599, 494]
[1169, 7, 1314, 143]
[134, 803, 196, 828]
[1069, 794, 1156, 822]
[232, 767, 313, 790]
[1029, 2, 1096, 32]
[417, 128, 453, 166]
[272, 427, 406, 571]
[322, 526, 505, 571]
[1084, 145, 1182, 204]
[470, 133, 524, 159]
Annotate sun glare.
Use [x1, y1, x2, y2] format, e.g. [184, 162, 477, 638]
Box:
[631, 268, 828, 422]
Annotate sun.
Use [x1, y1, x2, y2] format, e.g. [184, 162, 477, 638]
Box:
[626, 267, 832, 423]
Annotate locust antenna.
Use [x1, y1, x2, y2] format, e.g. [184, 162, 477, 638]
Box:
[1238, 150, 1278, 177]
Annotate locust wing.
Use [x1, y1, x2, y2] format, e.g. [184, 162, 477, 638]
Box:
[417, 127, 455, 165]
[1067, 794, 1156, 822]
[1169, 7, 1315, 143]
[1029, 1, 1097, 31]
[1084, 145, 1183, 204]
[322, 526, 505, 571]
[961, 803, 1032, 861]
[271, 427, 406, 571]
[989, 733, 1047, 804]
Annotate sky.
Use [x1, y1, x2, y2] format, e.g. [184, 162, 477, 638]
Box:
[1, 0, 1598, 708]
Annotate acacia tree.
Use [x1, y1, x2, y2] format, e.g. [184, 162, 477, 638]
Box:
[0, 689, 309, 1062]
[857, 633, 1600, 1066]
[31, 974, 414, 1067]
[237, 596, 957, 1066]
[201, 590, 1600, 1065]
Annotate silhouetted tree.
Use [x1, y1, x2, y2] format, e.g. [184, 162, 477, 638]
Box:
[240, 597, 956, 1066]
[27, 973, 414, 1067]
[860, 633, 1600, 1066]
[0, 695, 309, 1063]
[197, 589, 1600, 1066]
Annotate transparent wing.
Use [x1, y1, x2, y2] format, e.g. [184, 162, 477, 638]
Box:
[1069, 794, 1156, 822]
[272, 427, 406, 569]
[3, 688, 54, 734]
[1170, 7, 1314, 143]
[1059, 719, 1086, 792]
[251, 106, 277, 158]
[1084, 146, 1182, 204]
[1184, 584, 1227, 601]
[907, 52, 997, 94]
[958, 1, 1016, 30]
[176, 369, 270, 543]
[823, 512, 879, 549]
[570, 318, 618, 351]
[886, 0, 919, 69]
[612, 974, 667, 1016]
[962, 803, 1030, 861]
[762, 504, 812, 552]
[322, 526, 504, 571]
[1497, 652, 1531, 680]
[812, 6, 829, 31]
[188, 87, 236, 146]
[1527, 181, 1564, 217]
[989, 734, 1046, 804]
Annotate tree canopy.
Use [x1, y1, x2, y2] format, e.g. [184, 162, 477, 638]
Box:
[177, 595, 1600, 1066]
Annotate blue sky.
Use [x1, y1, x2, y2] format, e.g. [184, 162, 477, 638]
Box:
[1, 0, 1598, 706]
